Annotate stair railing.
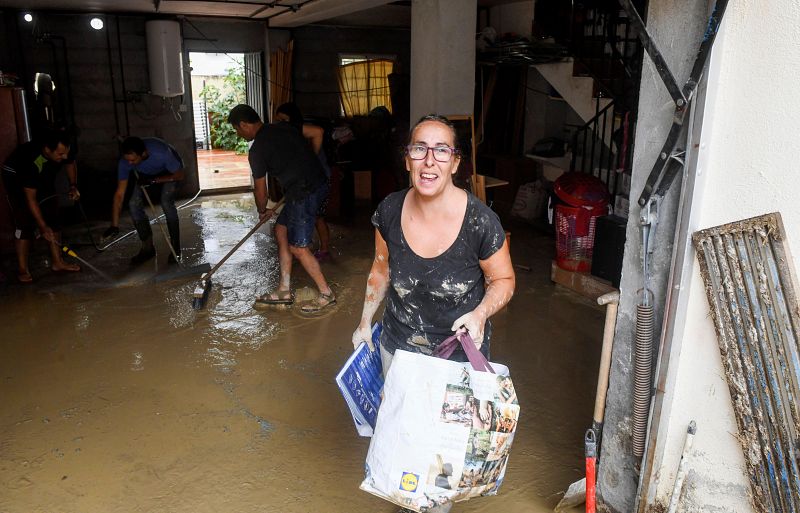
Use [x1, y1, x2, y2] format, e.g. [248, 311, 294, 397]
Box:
[570, 97, 630, 203]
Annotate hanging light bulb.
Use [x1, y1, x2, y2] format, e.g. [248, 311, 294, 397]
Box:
[23, 13, 33, 22]
[90, 17, 104, 30]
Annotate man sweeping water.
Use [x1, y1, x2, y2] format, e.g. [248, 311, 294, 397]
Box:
[105, 137, 185, 265]
[227, 104, 335, 313]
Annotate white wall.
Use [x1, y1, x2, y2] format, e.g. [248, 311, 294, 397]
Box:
[648, 1, 800, 510]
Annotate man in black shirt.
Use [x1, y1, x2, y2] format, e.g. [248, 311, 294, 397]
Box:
[227, 104, 335, 312]
[1, 130, 81, 282]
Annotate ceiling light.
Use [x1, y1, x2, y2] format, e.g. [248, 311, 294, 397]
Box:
[90, 17, 104, 30]
[23, 13, 33, 22]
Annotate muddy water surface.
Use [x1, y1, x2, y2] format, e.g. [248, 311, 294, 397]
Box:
[0, 194, 600, 513]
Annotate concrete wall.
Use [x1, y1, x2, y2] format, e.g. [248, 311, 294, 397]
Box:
[488, 0, 534, 38]
[640, 0, 800, 511]
[523, 67, 582, 159]
[597, 1, 715, 511]
[410, 0, 476, 125]
[0, 11, 19, 76]
[290, 24, 410, 119]
[182, 18, 266, 54]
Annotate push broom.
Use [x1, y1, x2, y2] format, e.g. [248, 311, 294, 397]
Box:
[135, 172, 212, 282]
[192, 199, 284, 310]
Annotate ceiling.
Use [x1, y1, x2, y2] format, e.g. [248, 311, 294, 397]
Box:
[0, 0, 524, 28]
[0, 0, 407, 27]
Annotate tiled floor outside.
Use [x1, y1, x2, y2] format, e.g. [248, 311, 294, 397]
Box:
[197, 149, 252, 191]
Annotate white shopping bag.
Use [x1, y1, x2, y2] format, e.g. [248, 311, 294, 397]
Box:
[510, 180, 547, 222]
[360, 333, 519, 512]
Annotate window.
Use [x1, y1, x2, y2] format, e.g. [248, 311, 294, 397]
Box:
[337, 54, 394, 117]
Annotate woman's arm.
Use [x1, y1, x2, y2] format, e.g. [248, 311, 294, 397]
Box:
[352, 228, 391, 350]
[451, 239, 515, 347]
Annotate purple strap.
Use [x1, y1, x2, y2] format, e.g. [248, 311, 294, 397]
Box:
[433, 332, 495, 374]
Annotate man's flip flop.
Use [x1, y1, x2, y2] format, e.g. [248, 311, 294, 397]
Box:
[254, 290, 294, 305]
[18, 272, 33, 284]
[300, 291, 336, 314]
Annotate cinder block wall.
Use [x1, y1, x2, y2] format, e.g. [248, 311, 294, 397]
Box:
[0, 12, 196, 217]
[0, 11, 411, 220]
[0, 12, 279, 218]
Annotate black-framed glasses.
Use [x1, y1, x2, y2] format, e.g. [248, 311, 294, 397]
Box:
[405, 144, 459, 162]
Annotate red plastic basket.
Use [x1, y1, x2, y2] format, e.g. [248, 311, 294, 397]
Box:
[553, 173, 610, 272]
[555, 203, 607, 272]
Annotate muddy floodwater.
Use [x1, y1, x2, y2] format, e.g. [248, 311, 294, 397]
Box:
[0, 194, 601, 513]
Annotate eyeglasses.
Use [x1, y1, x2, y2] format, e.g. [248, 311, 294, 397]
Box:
[405, 144, 459, 162]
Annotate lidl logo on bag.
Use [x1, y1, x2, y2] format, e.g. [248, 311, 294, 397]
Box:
[399, 472, 419, 492]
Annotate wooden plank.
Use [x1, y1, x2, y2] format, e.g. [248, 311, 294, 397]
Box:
[550, 260, 617, 300]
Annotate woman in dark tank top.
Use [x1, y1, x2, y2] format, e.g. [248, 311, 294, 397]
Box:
[351, 114, 515, 372]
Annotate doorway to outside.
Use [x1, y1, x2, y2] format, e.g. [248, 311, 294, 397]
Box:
[190, 52, 255, 191]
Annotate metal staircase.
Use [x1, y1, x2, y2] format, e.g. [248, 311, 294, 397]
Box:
[534, 0, 645, 205]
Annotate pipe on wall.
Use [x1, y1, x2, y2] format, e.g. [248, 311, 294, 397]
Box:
[105, 18, 121, 138]
[116, 15, 130, 136]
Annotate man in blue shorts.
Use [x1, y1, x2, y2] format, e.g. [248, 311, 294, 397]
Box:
[105, 136, 185, 265]
[227, 104, 335, 313]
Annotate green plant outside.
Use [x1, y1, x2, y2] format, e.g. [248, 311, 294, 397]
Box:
[199, 61, 250, 154]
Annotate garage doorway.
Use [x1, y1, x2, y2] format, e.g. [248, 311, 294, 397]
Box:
[189, 52, 252, 191]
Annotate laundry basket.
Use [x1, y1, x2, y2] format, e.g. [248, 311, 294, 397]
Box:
[553, 173, 610, 272]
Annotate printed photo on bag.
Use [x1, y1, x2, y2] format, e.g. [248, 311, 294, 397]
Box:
[457, 464, 481, 489]
[465, 428, 492, 463]
[426, 455, 461, 491]
[470, 397, 495, 430]
[440, 384, 473, 427]
[478, 454, 508, 491]
[492, 403, 519, 433]
[487, 432, 513, 461]
[495, 375, 518, 404]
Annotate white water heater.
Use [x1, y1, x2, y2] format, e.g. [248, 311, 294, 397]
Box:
[145, 20, 184, 97]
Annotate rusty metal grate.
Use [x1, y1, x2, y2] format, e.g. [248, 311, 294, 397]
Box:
[693, 212, 800, 512]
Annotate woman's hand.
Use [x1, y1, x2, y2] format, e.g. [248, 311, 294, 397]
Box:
[352, 323, 374, 351]
[451, 310, 487, 349]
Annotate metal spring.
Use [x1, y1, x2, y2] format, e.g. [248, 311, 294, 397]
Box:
[633, 303, 654, 459]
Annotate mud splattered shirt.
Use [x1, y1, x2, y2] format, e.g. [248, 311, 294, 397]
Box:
[373, 189, 506, 359]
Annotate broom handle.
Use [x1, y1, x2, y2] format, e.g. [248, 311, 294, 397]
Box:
[593, 291, 620, 425]
[205, 199, 285, 280]
[136, 172, 182, 267]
